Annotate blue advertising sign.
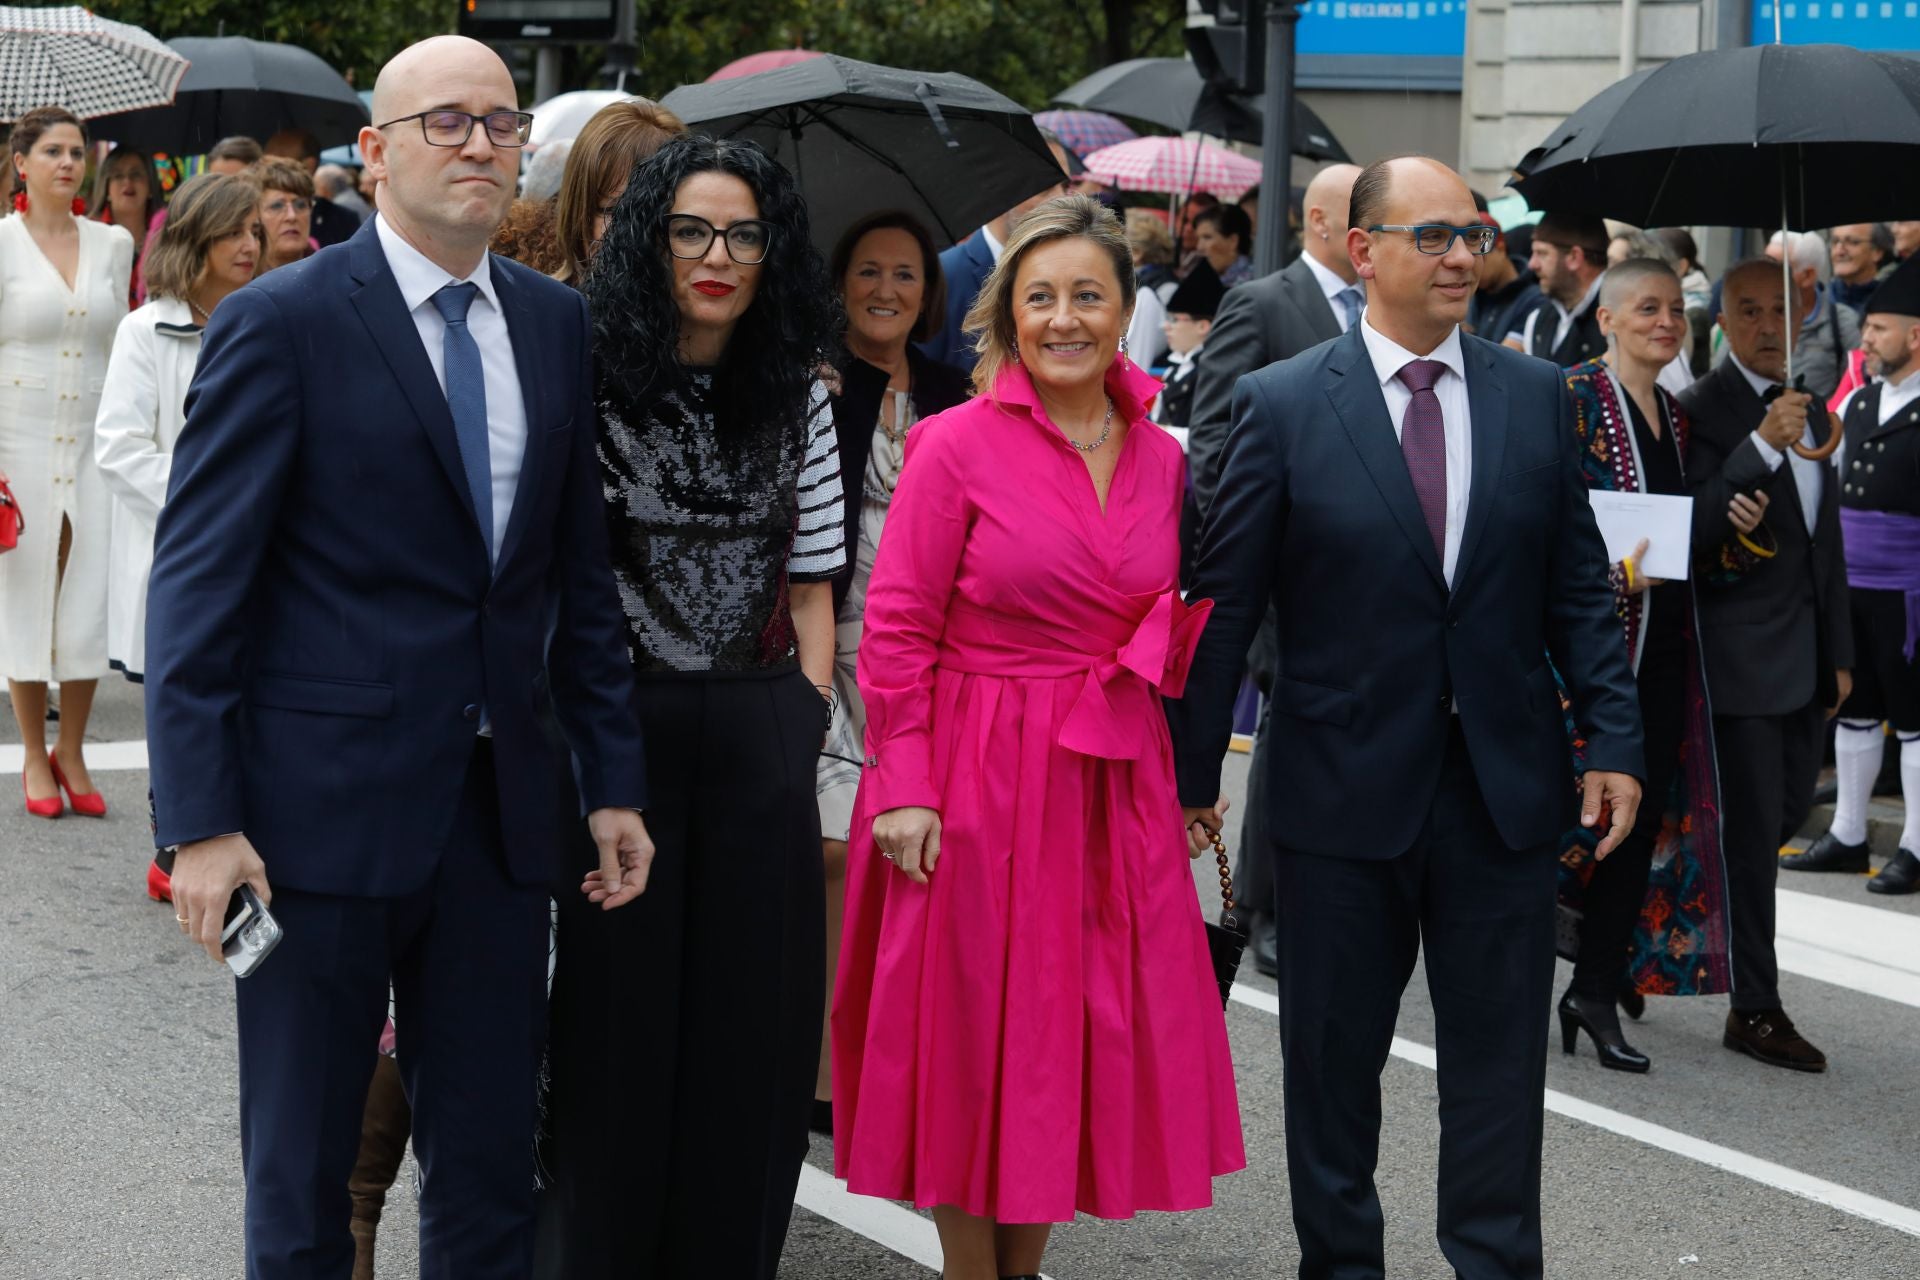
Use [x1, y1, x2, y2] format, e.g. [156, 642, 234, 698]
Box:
[1295, 0, 1469, 58]
[1752, 2, 1920, 51]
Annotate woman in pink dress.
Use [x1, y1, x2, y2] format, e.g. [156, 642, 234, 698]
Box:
[833, 196, 1244, 1280]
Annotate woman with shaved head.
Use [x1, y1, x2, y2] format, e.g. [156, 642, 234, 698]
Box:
[1553, 258, 1759, 1075]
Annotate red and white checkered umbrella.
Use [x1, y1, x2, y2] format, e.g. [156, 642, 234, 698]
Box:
[1079, 135, 1261, 199]
[0, 5, 186, 122]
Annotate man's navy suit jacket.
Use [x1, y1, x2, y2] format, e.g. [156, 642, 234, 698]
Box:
[145, 219, 646, 897]
[917, 232, 996, 374]
[1169, 322, 1643, 858]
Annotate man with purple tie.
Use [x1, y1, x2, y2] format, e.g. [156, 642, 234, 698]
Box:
[1169, 156, 1644, 1277]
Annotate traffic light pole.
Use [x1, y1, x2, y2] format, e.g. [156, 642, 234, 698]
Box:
[1253, 1, 1302, 278]
[601, 0, 638, 91]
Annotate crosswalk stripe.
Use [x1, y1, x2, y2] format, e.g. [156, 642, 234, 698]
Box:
[1225, 984, 1920, 1239]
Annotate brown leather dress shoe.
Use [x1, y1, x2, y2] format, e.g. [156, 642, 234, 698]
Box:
[1724, 1008, 1827, 1072]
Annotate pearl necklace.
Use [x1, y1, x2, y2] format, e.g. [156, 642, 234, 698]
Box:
[1063, 396, 1115, 453]
[188, 296, 213, 325]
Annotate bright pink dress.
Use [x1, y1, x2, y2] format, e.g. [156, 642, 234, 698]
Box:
[831, 357, 1246, 1223]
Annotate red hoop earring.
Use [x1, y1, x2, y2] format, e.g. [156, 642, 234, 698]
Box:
[71, 197, 87, 216]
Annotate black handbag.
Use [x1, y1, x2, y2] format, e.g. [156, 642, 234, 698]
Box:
[1203, 827, 1249, 1008]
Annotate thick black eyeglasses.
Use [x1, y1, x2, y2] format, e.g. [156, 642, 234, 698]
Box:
[664, 214, 775, 265]
[376, 110, 534, 148]
[1368, 224, 1499, 256]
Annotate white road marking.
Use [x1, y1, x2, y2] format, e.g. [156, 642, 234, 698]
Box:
[1776, 888, 1920, 1009]
[1224, 984, 1920, 1239]
[794, 1165, 1056, 1278]
[0, 739, 148, 774]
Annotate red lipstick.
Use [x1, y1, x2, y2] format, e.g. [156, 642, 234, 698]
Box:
[692, 281, 736, 297]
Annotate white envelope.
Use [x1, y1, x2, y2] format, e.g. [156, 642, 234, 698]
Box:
[1587, 491, 1694, 582]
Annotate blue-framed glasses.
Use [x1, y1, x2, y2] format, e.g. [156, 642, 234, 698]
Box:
[1367, 224, 1499, 256]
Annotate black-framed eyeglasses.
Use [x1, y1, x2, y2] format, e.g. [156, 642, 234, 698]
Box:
[376, 110, 534, 149]
[665, 214, 774, 265]
[1367, 224, 1499, 256]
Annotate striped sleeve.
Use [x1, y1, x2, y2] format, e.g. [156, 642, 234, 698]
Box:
[786, 380, 847, 581]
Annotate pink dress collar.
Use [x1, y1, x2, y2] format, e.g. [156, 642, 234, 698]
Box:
[987, 356, 1164, 432]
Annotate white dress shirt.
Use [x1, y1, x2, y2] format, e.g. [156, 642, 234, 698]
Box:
[374, 213, 527, 563]
[1877, 367, 1920, 426]
[1729, 351, 1821, 535]
[1302, 250, 1362, 333]
[1360, 312, 1473, 585]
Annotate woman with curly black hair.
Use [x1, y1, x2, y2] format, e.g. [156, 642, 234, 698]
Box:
[535, 132, 846, 1280]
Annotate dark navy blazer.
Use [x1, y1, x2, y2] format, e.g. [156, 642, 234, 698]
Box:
[1169, 323, 1643, 858]
[916, 231, 996, 374]
[145, 219, 646, 896]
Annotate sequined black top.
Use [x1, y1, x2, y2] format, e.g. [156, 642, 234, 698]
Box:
[598, 372, 845, 674]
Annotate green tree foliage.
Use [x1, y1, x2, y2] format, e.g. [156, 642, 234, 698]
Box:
[622, 0, 1189, 106]
[92, 0, 450, 89]
[90, 0, 1186, 108]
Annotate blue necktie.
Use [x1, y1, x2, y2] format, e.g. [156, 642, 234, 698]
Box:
[429, 283, 494, 562]
[1336, 285, 1365, 333]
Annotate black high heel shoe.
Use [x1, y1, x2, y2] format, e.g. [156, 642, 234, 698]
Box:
[1617, 986, 1645, 1021]
[1559, 989, 1651, 1073]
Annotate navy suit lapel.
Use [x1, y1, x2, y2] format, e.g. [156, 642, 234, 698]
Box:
[489, 259, 546, 571]
[346, 226, 482, 537]
[1324, 325, 1446, 590]
[1449, 335, 1509, 595]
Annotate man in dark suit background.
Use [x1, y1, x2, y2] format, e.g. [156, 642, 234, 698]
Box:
[148, 37, 653, 1279]
[1183, 162, 1361, 974]
[1170, 156, 1643, 1278]
[1681, 258, 1853, 1072]
[916, 133, 1072, 373]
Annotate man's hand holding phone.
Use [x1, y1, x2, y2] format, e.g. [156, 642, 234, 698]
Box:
[173, 833, 272, 964]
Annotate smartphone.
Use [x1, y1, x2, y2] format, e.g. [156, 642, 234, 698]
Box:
[221, 884, 284, 978]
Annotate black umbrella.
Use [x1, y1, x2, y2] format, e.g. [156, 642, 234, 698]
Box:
[89, 36, 368, 153]
[660, 55, 1069, 251]
[1508, 43, 1920, 230]
[1053, 57, 1350, 163]
[1508, 42, 1920, 459]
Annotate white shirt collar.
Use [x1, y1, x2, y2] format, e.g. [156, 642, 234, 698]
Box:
[1359, 312, 1466, 390]
[374, 213, 499, 317]
[1880, 367, 1920, 421]
[1301, 250, 1356, 306]
[979, 222, 1006, 263]
[1728, 351, 1781, 400]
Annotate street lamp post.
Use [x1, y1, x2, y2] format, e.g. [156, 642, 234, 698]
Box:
[1253, 0, 1303, 278]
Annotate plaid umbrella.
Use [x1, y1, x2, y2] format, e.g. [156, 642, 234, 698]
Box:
[0, 5, 186, 122]
[1033, 108, 1136, 161]
[1080, 135, 1262, 199]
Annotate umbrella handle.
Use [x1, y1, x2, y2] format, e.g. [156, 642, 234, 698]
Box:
[1792, 410, 1844, 462]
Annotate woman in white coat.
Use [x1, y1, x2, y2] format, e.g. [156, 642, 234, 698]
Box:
[94, 173, 261, 898]
[1, 107, 133, 819]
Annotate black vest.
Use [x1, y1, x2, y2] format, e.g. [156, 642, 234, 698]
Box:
[1838, 383, 1920, 517]
[1530, 296, 1605, 368]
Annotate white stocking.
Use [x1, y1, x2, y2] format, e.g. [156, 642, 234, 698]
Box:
[1830, 719, 1884, 847]
[1900, 734, 1920, 855]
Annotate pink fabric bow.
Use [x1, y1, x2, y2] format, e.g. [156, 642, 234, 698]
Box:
[1057, 590, 1213, 760]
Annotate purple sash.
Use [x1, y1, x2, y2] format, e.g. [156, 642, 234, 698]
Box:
[1842, 507, 1920, 660]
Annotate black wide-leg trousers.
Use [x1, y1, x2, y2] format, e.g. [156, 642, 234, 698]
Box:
[536, 668, 828, 1280]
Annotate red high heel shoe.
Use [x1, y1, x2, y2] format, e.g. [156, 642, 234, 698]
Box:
[47, 751, 106, 818]
[146, 858, 173, 903]
[22, 771, 63, 819]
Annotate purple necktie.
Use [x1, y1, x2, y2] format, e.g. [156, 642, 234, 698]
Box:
[1396, 359, 1448, 560]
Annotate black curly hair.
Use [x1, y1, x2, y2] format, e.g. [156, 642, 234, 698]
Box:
[586, 132, 842, 444]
